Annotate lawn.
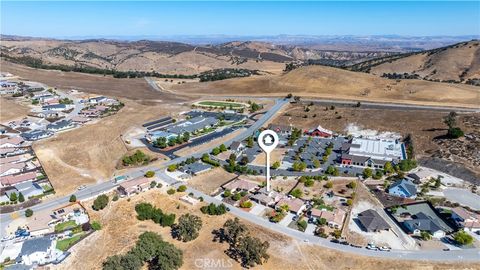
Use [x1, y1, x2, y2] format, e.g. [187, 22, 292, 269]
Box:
[197, 101, 245, 108]
[54, 220, 77, 232]
[56, 233, 84, 251]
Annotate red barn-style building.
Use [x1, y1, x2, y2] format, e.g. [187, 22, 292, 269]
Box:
[306, 125, 333, 138]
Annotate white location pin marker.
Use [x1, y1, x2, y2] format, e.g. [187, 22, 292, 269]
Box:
[258, 130, 279, 192]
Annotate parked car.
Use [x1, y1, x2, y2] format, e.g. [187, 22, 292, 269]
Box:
[350, 243, 362, 248]
[366, 243, 378, 250]
[339, 241, 349, 245]
[378, 246, 391, 251]
[292, 215, 299, 221]
[77, 185, 87, 190]
[330, 239, 340, 244]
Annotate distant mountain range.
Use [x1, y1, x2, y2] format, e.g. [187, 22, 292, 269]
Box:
[0, 35, 478, 84]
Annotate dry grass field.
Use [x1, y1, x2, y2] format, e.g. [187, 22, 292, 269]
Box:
[1, 61, 185, 102]
[0, 96, 30, 122]
[370, 40, 480, 81]
[33, 99, 189, 196]
[187, 167, 238, 195]
[56, 190, 480, 270]
[172, 65, 480, 108]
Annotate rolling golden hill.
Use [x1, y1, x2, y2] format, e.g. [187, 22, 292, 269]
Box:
[173, 65, 480, 108]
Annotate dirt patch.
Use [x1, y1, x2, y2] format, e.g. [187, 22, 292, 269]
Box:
[33, 99, 188, 196]
[0, 96, 30, 123]
[188, 168, 238, 195]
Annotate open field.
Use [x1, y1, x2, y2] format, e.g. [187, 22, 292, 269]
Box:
[33, 99, 189, 196]
[271, 103, 480, 178]
[56, 190, 480, 270]
[0, 96, 30, 123]
[0, 61, 190, 102]
[171, 65, 480, 108]
[187, 168, 238, 195]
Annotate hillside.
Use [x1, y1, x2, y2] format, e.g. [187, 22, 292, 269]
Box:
[172, 65, 480, 108]
[0, 37, 396, 75]
[350, 40, 480, 85]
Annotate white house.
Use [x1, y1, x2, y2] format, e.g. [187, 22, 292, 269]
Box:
[16, 236, 56, 266]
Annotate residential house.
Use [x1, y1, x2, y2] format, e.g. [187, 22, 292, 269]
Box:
[36, 110, 60, 119]
[276, 197, 306, 215]
[88, 96, 107, 105]
[21, 130, 53, 141]
[0, 154, 30, 165]
[0, 171, 38, 187]
[229, 141, 245, 155]
[403, 212, 447, 238]
[0, 163, 25, 177]
[15, 236, 56, 266]
[0, 137, 25, 148]
[180, 162, 212, 176]
[388, 178, 417, 198]
[70, 116, 91, 124]
[311, 208, 346, 228]
[223, 178, 258, 193]
[13, 181, 44, 199]
[46, 120, 75, 132]
[451, 207, 480, 232]
[268, 124, 292, 135]
[51, 202, 90, 226]
[408, 169, 436, 183]
[357, 209, 391, 232]
[41, 104, 66, 112]
[250, 188, 283, 206]
[306, 125, 333, 138]
[117, 177, 151, 196]
[0, 148, 26, 157]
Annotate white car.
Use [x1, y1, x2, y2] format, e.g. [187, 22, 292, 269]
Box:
[77, 185, 87, 190]
[378, 246, 391, 251]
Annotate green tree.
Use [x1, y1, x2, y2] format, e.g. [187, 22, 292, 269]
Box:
[167, 164, 177, 172]
[383, 162, 394, 174]
[91, 221, 102, 230]
[222, 217, 248, 247]
[9, 192, 17, 202]
[177, 185, 187, 192]
[362, 168, 373, 179]
[219, 144, 227, 152]
[69, 194, 77, 202]
[167, 188, 176, 195]
[346, 181, 356, 189]
[271, 161, 280, 169]
[324, 181, 333, 189]
[173, 214, 203, 242]
[25, 208, 33, 217]
[325, 165, 338, 176]
[290, 188, 303, 198]
[93, 194, 109, 211]
[247, 136, 254, 148]
[292, 161, 307, 172]
[145, 171, 155, 178]
[313, 159, 321, 168]
[236, 235, 270, 267]
[18, 192, 25, 203]
[211, 147, 220, 155]
[454, 230, 474, 246]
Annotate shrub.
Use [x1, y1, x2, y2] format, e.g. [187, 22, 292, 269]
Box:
[297, 220, 307, 231]
[69, 194, 77, 202]
[93, 194, 109, 211]
[362, 168, 373, 179]
[145, 171, 155, 178]
[290, 188, 303, 198]
[200, 203, 227, 215]
[25, 208, 33, 217]
[112, 194, 119, 201]
[177, 185, 187, 192]
[454, 230, 474, 245]
[91, 221, 102, 231]
[324, 181, 333, 189]
[447, 127, 464, 138]
[167, 188, 176, 195]
[240, 200, 253, 208]
[167, 164, 177, 172]
[223, 189, 232, 197]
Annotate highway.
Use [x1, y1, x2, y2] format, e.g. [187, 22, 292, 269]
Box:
[1, 97, 479, 262]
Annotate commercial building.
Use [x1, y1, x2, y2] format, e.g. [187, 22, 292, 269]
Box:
[341, 137, 406, 169]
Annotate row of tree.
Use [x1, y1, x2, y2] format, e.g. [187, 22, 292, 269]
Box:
[135, 203, 176, 227]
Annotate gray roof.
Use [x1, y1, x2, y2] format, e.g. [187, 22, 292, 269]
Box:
[17, 237, 52, 259]
[230, 141, 243, 151]
[404, 212, 443, 233]
[182, 162, 212, 174]
[389, 178, 417, 197]
[5, 264, 32, 270]
[42, 104, 66, 110]
[168, 116, 218, 134]
[47, 119, 73, 130]
[21, 130, 53, 141]
[357, 209, 391, 232]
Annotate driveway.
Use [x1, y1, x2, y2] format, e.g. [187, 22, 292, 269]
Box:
[305, 223, 316, 235]
[249, 204, 267, 216]
[279, 213, 295, 227]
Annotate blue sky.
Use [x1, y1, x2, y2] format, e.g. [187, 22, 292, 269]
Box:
[1, 1, 479, 37]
